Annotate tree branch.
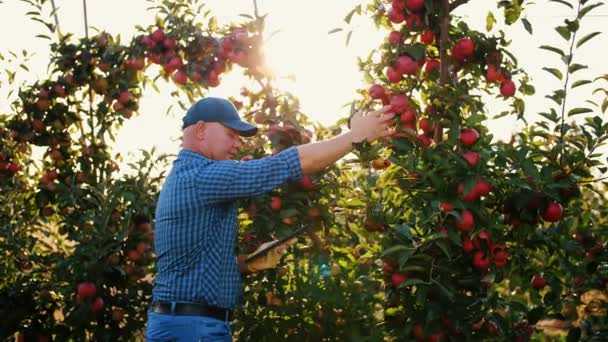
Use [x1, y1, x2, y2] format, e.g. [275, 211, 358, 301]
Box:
[433, 0, 451, 142]
[49, 0, 61, 33]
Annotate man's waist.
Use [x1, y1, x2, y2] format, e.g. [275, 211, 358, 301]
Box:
[149, 302, 235, 322]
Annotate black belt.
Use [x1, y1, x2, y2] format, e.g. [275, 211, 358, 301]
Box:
[150, 302, 234, 322]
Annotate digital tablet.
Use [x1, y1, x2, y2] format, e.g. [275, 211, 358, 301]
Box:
[244, 224, 309, 263]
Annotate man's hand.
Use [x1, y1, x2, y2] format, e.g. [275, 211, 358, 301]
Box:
[349, 105, 394, 143]
[241, 238, 297, 273]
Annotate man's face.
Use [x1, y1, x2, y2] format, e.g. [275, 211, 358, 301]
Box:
[203, 122, 243, 160]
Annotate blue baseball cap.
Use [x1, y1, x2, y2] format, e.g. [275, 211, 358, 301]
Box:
[182, 97, 258, 137]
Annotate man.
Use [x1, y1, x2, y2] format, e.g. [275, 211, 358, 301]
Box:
[146, 97, 393, 341]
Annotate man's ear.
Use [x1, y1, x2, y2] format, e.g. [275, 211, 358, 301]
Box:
[195, 121, 206, 139]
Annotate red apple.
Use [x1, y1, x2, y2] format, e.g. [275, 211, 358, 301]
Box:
[282, 216, 296, 225]
[91, 297, 105, 312]
[391, 272, 408, 287]
[391, 0, 406, 11]
[459, 128, 480, 146]
[420, 30, 435, 45]
[405, 14, 423, 30]
[77, 282, 96, 300]
[439, 202, 454, 212]
[368, 84, 386, 100]
[36, 99, 50, 111]
[462, 151, 479, 166]
[473, 179, 492, 196]
[163, 38, 177, 50]
[531, 275, 547, 289]
[388, 8, 405, 24]
[456, 210, 475, 232]
[118, 91, 132, 105]
[53, 84, 66, 97]
[38, 89, 49, 99]
[386, 66, 402, 83]
[253, 112, 266, 124]
[113, 101, 124, 112]
[400, 109, 416, 123]
[425, 59, 440, 73]
[207, 70, 220, 87]
[151, 28, 165, 43]
[396, 55, 418, 75]
[300, 176, 314, 191]
[388, 31, 401, 45]
[463, 238, 475, 253]
[472, 251, 491, 272]
[458, 182, 478, 202]
[233, 29, 249, 44]
[413, 324, 424, 339]
[172, 70, 188, 85]
[542, 201, 563, 222]
[390, 95, 409, 113]
[405, 0, 424, 12]
[418, 134, 432, 147]
[500, 79, 516, 97]
[270, 196, 282, 210]
[127, 250, 141, 261]
[418, 118, 434, 135]
[136, 242, 149, 254]
[493, 251, 509, 268]
[308, 207, 321, 218]
[452, 38, 475, 61]
[485, 65, 502, 83]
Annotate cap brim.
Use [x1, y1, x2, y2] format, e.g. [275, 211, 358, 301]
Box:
[222, 120, 258, 137]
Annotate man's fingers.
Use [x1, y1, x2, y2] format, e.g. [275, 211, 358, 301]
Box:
[382, 112, 396, 121]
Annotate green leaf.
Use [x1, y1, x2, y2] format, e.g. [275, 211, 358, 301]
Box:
[571, 80, 592, 88]
[602, 98, 608, 113]
[344, 8, 356, 24]
[579, 3, 604, 19]
[577, 32, 601, 48]
[527, 307, 545, 325]
[522, 18, 533, 34]
[381, 244, 413, 257]
[404, 44, 426, 61]
[518, 83, 535, 95]
[208, 17, 217, 31]
[346, 30, 353, 46]
[568, 107, 593, 116]
[569, 64, 588, 73]
[486, 11, 496, 31]
[279, 208, 299, 218]
[431, 279, 454, 301]
[400, 278, 427, 288]
[238, 13, 253, 19]
[543, 67, 563, 80]
[550, 0, 573, 9]
[328, 28, 343, 34]
[435, 240, 451, 261]
[504, 5, 522, 25]
[555, 26, 571, 40]
[539, 45, 564, 57]
[522, 161, 541, 180]
[391, 137, 414, 153]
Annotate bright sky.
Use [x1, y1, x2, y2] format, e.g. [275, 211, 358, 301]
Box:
[1, 0, 606, 168]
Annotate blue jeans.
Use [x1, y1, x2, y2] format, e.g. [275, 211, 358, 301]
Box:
[146, 311, 232, 342]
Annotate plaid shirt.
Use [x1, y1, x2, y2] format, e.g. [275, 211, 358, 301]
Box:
[152, 146, 302, 309]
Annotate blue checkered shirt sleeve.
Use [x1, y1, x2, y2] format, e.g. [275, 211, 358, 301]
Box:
[195, 146, 302, 203]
